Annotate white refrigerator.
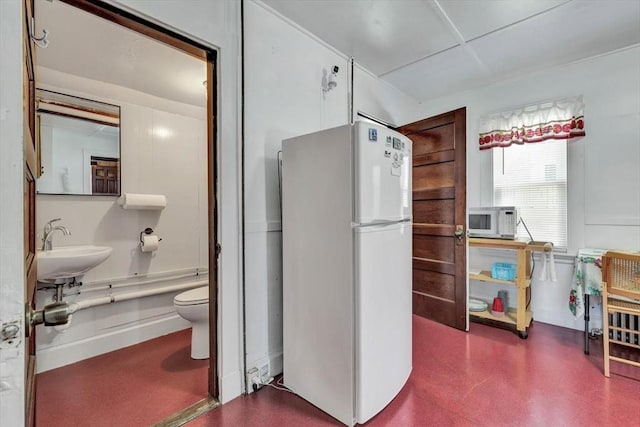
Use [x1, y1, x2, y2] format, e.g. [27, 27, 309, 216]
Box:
[282, 121, 412, 426]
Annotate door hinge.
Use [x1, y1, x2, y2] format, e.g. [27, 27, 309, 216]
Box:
[215, 243, 222, 258]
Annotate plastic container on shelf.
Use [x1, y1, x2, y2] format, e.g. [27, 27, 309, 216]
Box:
[491, 262, 517, 281]
[491, 297, 505, 317]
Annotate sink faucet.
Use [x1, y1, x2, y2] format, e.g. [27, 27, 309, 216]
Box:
[42, 218, 71, 251]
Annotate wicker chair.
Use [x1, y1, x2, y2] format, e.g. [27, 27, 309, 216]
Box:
[602, 251, 640, 377]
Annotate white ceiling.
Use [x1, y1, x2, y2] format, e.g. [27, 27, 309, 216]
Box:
[35, 0, 640, 106]
[35, 0, 207, 107]
[263, 0, 640, 102]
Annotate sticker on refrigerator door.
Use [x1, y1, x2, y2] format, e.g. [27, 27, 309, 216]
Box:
[368, 128, 377, 142]
[386, 136, 392, 146]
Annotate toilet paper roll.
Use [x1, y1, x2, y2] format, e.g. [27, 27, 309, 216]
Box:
[140, 235, 159, 252]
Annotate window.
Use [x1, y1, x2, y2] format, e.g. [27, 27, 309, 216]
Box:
[493, 140, 567, 249]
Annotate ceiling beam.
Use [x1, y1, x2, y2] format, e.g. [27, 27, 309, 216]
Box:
[430, 0, 491, 76]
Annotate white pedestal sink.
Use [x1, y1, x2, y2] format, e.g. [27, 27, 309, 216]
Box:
[37, 245, 112, 283]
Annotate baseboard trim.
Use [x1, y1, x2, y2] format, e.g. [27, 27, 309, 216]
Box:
[533, 308, 602, 332]
[36, 315, 190, 373]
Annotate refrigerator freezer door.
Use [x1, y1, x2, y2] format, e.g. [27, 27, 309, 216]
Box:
[354, 121, 412, 224]
[354, 221, 412, 423]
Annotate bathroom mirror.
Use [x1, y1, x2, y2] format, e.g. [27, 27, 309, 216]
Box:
[36, 89, 121, 196]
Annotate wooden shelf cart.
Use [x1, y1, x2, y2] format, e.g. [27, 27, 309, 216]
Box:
[468, 238, 551, 339]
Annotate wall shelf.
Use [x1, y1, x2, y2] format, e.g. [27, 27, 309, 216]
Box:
[469, 307, 533, 328]
[468, 270, 532, 287]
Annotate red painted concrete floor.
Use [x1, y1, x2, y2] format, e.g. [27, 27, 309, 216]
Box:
[36, 329, 208, 426]
[37, 317, 640, 426]
[190, 316, 640, 427]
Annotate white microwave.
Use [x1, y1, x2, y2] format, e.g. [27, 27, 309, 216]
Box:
[468, 207, 518, 239]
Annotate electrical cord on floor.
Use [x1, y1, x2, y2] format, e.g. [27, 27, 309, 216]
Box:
[255, 376, 297, 395]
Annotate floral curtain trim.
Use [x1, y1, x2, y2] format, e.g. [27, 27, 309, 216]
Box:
[478, 95, 585, 150]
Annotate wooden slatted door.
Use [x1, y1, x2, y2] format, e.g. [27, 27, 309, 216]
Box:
[397, 108, 467, 330]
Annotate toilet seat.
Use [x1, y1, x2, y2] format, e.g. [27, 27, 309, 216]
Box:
[174, 286, 209, 306]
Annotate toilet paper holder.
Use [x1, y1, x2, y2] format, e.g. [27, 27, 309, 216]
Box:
[140, 227, 162, 243]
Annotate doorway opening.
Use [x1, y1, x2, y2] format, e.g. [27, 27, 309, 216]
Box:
[30, 0, 219, 424]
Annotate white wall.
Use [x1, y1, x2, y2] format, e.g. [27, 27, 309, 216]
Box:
[37, 68, 208, 281]
[35, 68, 208, 371]
[403, 45, 640, 331]
[353, 63, 421, 127]
[243, 0, 420, 382]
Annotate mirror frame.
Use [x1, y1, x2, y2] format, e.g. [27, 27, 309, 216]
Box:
[35, 88, 122, 196]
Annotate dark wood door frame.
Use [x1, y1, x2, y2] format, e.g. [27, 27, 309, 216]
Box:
[42, 0, 221, 402]
[398, 108, 467, 331]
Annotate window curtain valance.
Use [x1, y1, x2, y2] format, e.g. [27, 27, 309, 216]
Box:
[478, 96, 585, 150]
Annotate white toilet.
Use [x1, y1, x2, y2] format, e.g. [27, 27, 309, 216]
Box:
[173, 286, 209, 359]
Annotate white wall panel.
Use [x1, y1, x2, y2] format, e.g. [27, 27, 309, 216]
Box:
[266, 232, 283, 370]
[245, 0, 349, 225]
[354, 64, 420, 126]
[584, 113, 640, 225]
[243, 231, 269, 365]
[584, 225, 640, 251]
